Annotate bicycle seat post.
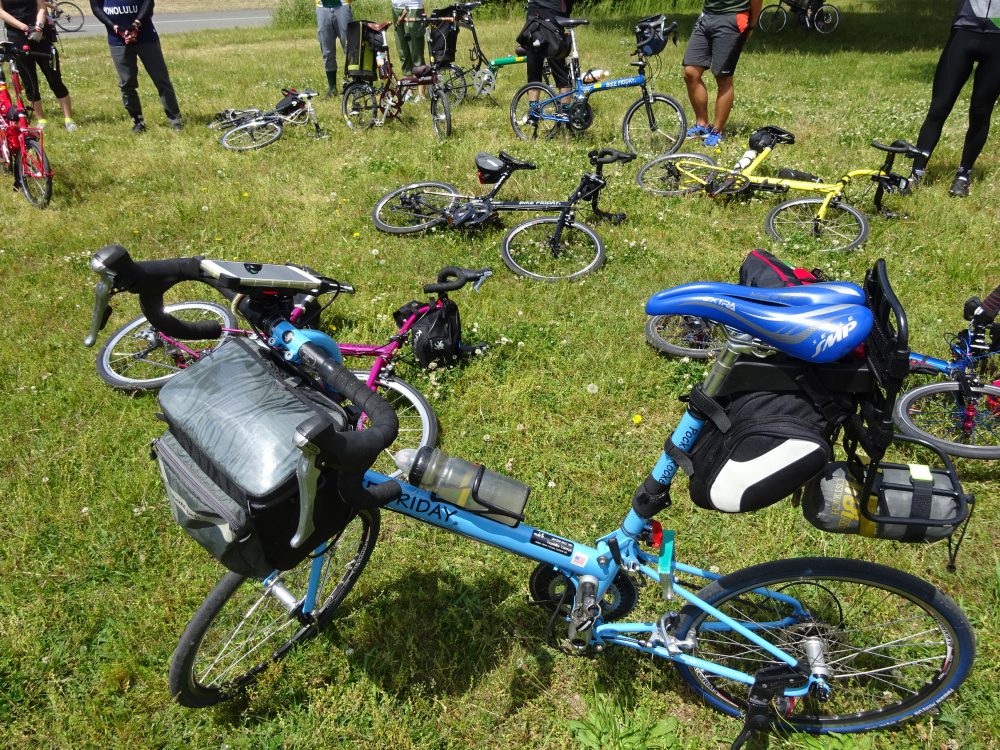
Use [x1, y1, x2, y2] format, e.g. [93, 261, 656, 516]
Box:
[700, 333, 774, 398]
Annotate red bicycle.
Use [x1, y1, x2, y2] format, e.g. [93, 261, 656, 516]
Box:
[0, 41, 53, 208]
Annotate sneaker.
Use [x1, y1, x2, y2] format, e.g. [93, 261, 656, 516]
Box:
[686, 123, 711, 139]
[906, 168, 924, 191]
[170, 120, 184, 131]
[64, 118, 78, 132]
[949, 172, 970, 198]
[410, 95, 426, 104]
[35, 118, 47, 130]
[703, 129, 724, 148]
[132, 120, 146, 134]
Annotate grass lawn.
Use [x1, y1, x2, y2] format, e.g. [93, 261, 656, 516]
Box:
[1, 1, 998, 748]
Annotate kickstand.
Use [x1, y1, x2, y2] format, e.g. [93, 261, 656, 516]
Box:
[729, 664, 809, 750]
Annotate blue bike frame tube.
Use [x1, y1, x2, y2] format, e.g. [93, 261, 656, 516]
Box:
[301, 540, 331, 613]
[907, 352, 951, 373]
[582, 74, 644, 94]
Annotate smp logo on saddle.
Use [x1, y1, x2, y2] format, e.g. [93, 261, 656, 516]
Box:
[812, 318, 859, 359]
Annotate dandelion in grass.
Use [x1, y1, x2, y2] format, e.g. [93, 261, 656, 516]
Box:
[632, 414, 643, 425]
[352, 232, 360, 237]
[587, 383, 599, 394]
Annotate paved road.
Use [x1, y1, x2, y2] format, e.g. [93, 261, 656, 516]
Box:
[68, 9, 273, 37]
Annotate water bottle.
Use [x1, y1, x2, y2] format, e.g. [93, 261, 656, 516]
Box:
[732, 148, 757, 172]
[581, 69, 610, 84]
[394, 446, 530, 527]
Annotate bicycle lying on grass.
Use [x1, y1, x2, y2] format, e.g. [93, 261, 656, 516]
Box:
[0, 42, 53, 207]
[210, 88, 323, 151]
[637, 127, 925, 252]
[509, 14, 686, 157]
[85, 248, 974, 749]
[86, 257, 491, 477]
[758, 0, 839, 34]
[372, 148, 634, 281]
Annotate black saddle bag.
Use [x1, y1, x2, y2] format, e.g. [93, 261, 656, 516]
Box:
[516, 16, 570, 59]
[396, 299, 464, 369]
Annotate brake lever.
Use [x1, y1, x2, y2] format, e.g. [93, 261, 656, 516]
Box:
[472, 269, 493, 292]
[83, 267, 117, 348]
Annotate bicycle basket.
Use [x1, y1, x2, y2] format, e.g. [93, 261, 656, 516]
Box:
[428, 9, 459, 65]
[346, 20, 379, 81]
[154, 338, 354, 578]
[635, 15, 667, 56]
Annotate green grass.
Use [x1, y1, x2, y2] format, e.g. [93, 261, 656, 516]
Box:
[2, 1, 999, 748]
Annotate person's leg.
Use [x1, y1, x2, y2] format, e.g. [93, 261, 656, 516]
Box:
[331, 4, 352, 93]
[684, 65, 710, 126]
[35, 51, 75, 128]
[109, 44, 144, 127]
[712, 74, 735, 132]
[547, 56, 571, 96]
[409, 18, 426, 97]
[392, 8, 414, 76]
[136, 41, 182, 126]
[706, 12, 748, 141]
[958, 36, 1000, 172]
[316, 6, 338, 95]
[913, 30, 975, 173]
[682, 14, 713, 135]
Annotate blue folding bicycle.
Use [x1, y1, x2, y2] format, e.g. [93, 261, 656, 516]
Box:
[85, 249, 973, 749]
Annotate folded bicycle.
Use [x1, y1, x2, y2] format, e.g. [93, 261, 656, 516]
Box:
[0, 41, 53, 207]
[372, 147, 635, 281]
[210, 87, 323, 151]
[637, 126, 924, 252]
[84, 249, 974, 749]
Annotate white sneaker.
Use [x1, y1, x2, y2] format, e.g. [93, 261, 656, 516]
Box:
[64, 119, 79, 132]
[410, 95, 426, 104]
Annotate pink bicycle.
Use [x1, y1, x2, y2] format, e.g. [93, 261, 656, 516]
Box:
[94, 265, 491, 476]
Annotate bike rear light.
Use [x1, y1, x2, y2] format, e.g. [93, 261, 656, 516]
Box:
[477, 170, 486, 184]
[650, 520, 663, 548]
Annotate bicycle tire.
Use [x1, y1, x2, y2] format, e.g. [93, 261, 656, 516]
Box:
[813, 4, 840, 33]
[371, 181, 460, 234]
[168, 508, 380, 708]
[342, 81, 377, 130]
[501, 217, 605, 282]
[429, 86, 452, 139]
[16, 137, 52, 208]
[644, 314, 726, 359]
[438, 64, 468, 106]
[758, 4, 787, 32]
[52, 0, 84, 32]
[635, 153, 719, 197]
[765, 197, 869, 253]
[96, 301, 237, 391]
[621, 93, 687, 158]
[892, 380, 1000, 459]
[674, 557, 974, 733]
[351, 370, 438, 478]
[220, 120, 283, 151]
[510, 82, 561, 141]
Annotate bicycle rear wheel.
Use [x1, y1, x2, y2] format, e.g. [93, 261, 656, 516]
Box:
[510, 83, 561, 141]
[351, 370, 438, 478]
[168, 508, 379, 708]
[16, 137, 51, 208]
[53, 0, 85, 32]
[220, 121, 283, 151]
[342, 82, 378, 130]
[674, 557, 974, 734]
[501, 217, 605, 282]
[371, 181, 460, 234]
[636, 153, 719, 197]
[892, 380, 1000, 459]
[813, 4, 840, 33]
[96, 301, 236, 391]
[765, 197, 869, 253]
[429, 86, 452, 139]
[758, 4, 787, 32]
[645, 314, 725, 358]
[621, 94, 687, 157]
[438, 64, 468, 106]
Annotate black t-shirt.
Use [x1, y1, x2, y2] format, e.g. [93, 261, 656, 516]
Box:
[526, 0, 572, 16]
[2, 0, 40, 27]
[952, 0, 1000, 33]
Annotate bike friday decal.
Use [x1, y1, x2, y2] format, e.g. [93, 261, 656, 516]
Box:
[530, 530, 574, 556]
[390, 486, 461, 524]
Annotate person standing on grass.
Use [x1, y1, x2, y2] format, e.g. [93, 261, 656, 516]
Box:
[391, 0, 426, 101]
[682, 0, 761, 148]
[316, 0, 352, 99]
[910, 0, 1000, 198]
[521, 0, 574, 103]
[89, 0, 182, 133]
[0, 0, 78, 130]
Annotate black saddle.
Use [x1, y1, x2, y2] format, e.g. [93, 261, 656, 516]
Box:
[553, 17, 589, 29]
[498, 151, 536, 170]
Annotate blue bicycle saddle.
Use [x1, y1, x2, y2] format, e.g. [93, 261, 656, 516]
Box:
[645, 293, 873, 363]
[647, 281, 865, 309]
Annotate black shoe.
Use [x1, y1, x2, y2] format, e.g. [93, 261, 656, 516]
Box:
[324, 88, 336, 100]
[132, 120, 146, 134]
[170, 120, 184, 131]
[949, 172, 970, 197]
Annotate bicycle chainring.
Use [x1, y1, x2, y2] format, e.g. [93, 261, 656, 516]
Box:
[473, 69, 496, 96]
[448, 199, 496, 228]
[528, 563, 638, 622]
[567, 101, 594, 132]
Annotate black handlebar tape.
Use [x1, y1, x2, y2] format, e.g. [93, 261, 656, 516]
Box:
[423, 266, 483, 294]
[139, 291, 224, 340]
[980, 284, 1000, 321]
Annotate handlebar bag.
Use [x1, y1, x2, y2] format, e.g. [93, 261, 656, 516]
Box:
[409, 299, 463, 369]
[345, 20, 378, 80]
[153, 338, 352, 578]
[428, 11, 459, 64]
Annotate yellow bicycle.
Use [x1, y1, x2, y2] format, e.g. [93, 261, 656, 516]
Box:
[636, 126, 925, 252]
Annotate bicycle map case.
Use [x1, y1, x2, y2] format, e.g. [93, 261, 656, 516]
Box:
[200, 260, 324, 291]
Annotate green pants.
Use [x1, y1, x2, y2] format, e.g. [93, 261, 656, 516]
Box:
[391, 7, 425, 75]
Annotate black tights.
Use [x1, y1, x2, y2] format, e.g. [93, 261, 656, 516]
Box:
[914, 28, 1000, 172]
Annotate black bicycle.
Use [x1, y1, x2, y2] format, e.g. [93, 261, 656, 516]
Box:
[372, 148, 635, 281]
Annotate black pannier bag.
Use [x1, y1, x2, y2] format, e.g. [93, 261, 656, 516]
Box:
[273, 88, 305, 116]
[428, 8, 459, 64]
[346, 20, 379, 81]
[397, 299, 463, 369]
[516, 16, 570, 60]
[153, 338, 353, 578]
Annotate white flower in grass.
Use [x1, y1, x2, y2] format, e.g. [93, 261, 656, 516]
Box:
[586, 383, 598, 394]
[547, 480, 556, 488]
[483, 434, 491, 442]
[81, 507, 89, 516]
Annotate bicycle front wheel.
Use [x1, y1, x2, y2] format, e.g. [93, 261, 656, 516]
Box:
[438, 64, 468, 106]
[501, 217, 605, 282]
[645, 314, 725, 358]
[168, 508, 379, 708]
[813, 4, 840, 33]
[53, 0, 85, 31]
[220, 121, 283, 151]
[674, 557, 974, 734]
[622, 94, 687, 157]
[17, 137, 52, 208]
[636, 153, 719, 197]
[893, 380, 1000, 459]
[342, 82, 377, 130]
[765, 197, 869, 253]
[758, 4, 787, 32]
[510, 83, 561, 141]
[96, 301, 236, 391]
[371, 181, 460, 234]
[429, 86, 452, 139]
[351, 370, 438, 478]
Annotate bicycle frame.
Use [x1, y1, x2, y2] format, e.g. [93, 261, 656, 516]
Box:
[0, 53, 51, 181]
